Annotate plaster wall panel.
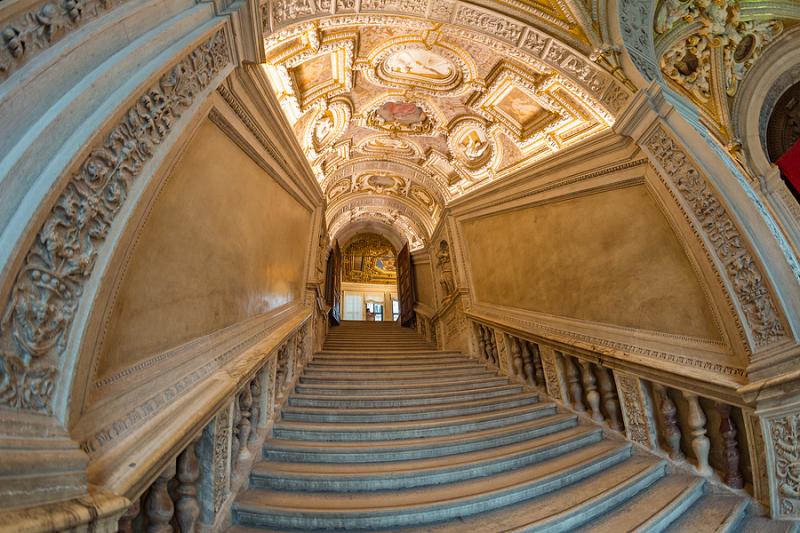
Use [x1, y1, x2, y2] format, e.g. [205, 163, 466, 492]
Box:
[96, 120, 312, 377]
[414, 262, 436, 308]
[461, 184, 721, 340]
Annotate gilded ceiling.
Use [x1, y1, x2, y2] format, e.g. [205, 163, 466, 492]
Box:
[342, 233, 398, 284]
[261, 0, 632, 250]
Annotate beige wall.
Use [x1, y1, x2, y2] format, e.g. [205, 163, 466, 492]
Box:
[96, 120, 313, 377]
[413, 261, 436, 308]
[462, 184, 721, 340]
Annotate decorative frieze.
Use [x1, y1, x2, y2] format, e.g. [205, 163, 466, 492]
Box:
[0, 29, 230, 413]
[643, 125, 785, 348]
[0, 0, 130, 80]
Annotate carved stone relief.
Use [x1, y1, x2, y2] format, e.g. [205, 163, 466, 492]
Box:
[643, 124, 785, 349]
[614, 371, 658, 448]
[538, 344, 565, 402]
[0, 29, 231, 413]
[767, 413, 800, 519]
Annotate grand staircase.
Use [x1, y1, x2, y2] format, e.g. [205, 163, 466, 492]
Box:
[230, 321, 792, 532]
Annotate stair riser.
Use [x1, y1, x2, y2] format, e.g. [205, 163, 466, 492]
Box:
[263, 416, 579, 463]
[293, 378, 510, 395]
[635, 482, 705, 533]
[280, 396, 539, 423]
[306, 363, 480, 372]
[300, 368, 492, 381]
[299, 373, 496, 385]
[288, 387, 523, 408]
[524, 463, 669, 532]
[273, 405, 556, 441]
[252, 431, 603, 492]
[234, 446, 633, 530]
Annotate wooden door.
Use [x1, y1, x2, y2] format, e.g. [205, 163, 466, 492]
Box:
[397, 243, 416, 327]
[325, 240, 342, 325]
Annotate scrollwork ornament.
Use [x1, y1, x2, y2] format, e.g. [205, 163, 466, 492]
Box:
[770, 414, 800, 517]
[644, 125, 785, 348]
[0, 30, 230, 413]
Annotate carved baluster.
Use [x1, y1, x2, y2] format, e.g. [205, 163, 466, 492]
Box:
[249, 378, 261, 445]
[237, 385, 253, 464]
[531, 343, 545, 388]
[509, 337, 524, 379]
[118, 498, 140, 533]
[653, 383, 684, 460]
[684, 392, 712, 476]
[579, 361, 604, 423]
[520, 340, 535, 385]
[145, 462, 176, 533]
[489, 330, 499, 366]
[717, 402, 744, 489]
[176, 437, 201, 533]
[476, 325, 488, 363]
[564, 357, 586, 413]
[596, 367, 623, 430]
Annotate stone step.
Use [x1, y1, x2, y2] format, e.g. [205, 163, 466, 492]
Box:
[312, 351, 464, 360]
[263, 413, 579, 464]
[294, 375, 510, 396]
[305, 361, 482, 372]
[288, 383, 524, 408]
[279, 392, 540, 423]
[662, 492, 748, 533]
[273, 402, 557, 441]
[233, 442, 643, 530]
[252, 425, 602, 492]
[300, 366, 491, 382]
[575, 474, 705, 532]
[298, 369, 498, 386]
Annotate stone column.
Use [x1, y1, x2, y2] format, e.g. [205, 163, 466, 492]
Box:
[613, 371, 659, 449]
[537, 345, 568, 402]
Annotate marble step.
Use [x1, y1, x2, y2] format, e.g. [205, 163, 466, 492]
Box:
[252, 424, 602, 491]
[233, 442, 644, 530]
[263, 413, 580, 464]
[300, 366, 492, 382]
[279, 392, 540, 423]
[305, 361, 482, 372]
[311, 351, 464, 360]
[662, 492, 748, 532]
[273, 402, 558, 441]
[294, 375, 511, 395]
[575, 474, 705, 532]
[287, 383, 524, 408]
[298, 369, 499, 386]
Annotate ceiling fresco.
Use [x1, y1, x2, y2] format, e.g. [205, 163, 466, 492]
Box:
[262, 1, 632, 250]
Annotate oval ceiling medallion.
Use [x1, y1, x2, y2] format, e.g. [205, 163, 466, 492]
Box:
[358, 134, 422, 159]
[366, 42, 473, 95]
[304, 99, 351, 160]
[365, 100, 437, 136]
[448, 119, 499, 178]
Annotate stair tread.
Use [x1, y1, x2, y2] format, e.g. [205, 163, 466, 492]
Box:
[282, 392, 539, 416]
[236, 440, 637, 511]
[255, 424, 600, 477]
[289, 383, 522, 402]
[265, 412, 578, 452]
[295, 375, 508, 391]
[576, 474, 705, 532]
[275, 401, 555, 432]
[661, 491, 749, 533]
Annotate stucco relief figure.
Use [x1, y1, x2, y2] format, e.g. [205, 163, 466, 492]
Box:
[437, 240, 456, 302]
[461, 129, 489, 160]
[385, 49, 454, 80]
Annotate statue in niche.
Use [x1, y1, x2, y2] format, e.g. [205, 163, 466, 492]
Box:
[316, 229, 329, 282]
[437, 240, 456, 302]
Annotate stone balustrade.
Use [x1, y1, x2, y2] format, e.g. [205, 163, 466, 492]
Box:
[468, 318, 752, 498]
[115, 320, 313, 532]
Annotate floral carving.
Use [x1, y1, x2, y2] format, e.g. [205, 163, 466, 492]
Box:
[455, 6, 524, 44]
[0, 30, 230, 413]
[645, 125, 784, 347]
[615, 373, 653, 447]
[0, 0, 130, 80]
[770, 414, 800, 517]
[213, 405, 232, 513]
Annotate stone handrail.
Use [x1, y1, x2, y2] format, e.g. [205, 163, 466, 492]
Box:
[112, 311, 315, 532]
[466, 314, 762, 507]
